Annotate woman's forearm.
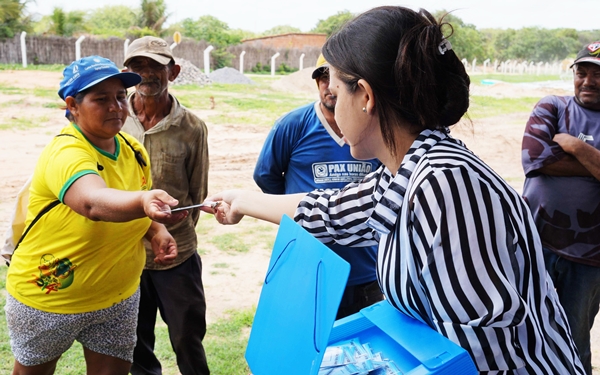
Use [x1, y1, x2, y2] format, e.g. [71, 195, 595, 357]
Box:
[236, 191, 306, 224]
[205, 190, 306, 225]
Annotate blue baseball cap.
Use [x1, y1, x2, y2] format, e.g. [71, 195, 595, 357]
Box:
[58, 55, 141, 100]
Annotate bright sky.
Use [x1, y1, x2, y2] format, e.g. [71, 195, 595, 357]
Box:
[26, 0, 599, 33]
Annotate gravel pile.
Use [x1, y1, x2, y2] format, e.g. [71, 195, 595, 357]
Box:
[171, 58, 212, 86]
[209, 67, 255, 84]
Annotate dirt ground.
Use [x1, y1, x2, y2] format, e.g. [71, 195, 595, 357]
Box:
[1, 69, 599, 372]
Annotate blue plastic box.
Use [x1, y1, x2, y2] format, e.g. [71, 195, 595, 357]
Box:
[246, 215, 477, 374]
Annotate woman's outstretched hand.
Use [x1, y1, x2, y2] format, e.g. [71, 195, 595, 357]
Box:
[199, 190, 306, 226]
[143, 189, 188, 225]
[199, 190, 245, 225]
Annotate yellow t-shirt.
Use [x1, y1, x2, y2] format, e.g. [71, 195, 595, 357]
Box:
[6, 124, 152, 313]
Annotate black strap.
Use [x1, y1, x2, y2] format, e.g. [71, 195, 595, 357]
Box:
[13, 200, 60, 253]
[118, 133, 147, 168]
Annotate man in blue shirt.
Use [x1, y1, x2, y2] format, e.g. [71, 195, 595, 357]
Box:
[254, 54, 383, 318]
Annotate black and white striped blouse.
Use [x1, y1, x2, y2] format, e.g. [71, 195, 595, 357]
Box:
[295, 129, 585, 374]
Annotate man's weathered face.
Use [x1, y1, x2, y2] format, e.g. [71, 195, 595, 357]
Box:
[574, 63, 600, 111]
[126, 56, 171, 97]
[317, 70, 336, 113]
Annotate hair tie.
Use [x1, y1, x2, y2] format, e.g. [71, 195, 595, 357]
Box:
[438, 39, 452, 55]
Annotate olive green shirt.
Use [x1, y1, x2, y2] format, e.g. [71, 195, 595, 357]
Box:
[123, 93, 209, 270]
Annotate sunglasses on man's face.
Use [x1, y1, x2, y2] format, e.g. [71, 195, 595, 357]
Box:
[318, 73, 330, 83]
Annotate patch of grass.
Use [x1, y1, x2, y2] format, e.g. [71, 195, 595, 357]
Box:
[151, 318, 178, 373]
[171, 82, 313, 126]
[0, 98, 59, 111]
[209, 233, 250, 253]
[206, 112, 270, 126]
[196, 213, 215, 236]
[0, 85, 58, 100]
[221, 95, 311, 113]
[242, 224, 276, 250]
[197, 248, 208, 255]
[32, 88, 59, 99]
[213, 263, 229, 268]
[246, 74, 280, 83]
[471, 73, 563, 84]
[0, 64, 64, 72]
[0, 99, 26, 107]
[0, 116, 44, 130]
[204, 308, 254, 375]
[468, 96, 539, 119]
[42, 102, 62, 109]
[0, 85, 26, 95]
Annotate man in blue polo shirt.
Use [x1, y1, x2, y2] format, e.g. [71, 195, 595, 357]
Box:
[254, 54, 383, 318]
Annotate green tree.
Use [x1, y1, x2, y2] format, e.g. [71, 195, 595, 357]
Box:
[577, 30, 600, 47]
[139, 0, 168, 34]
[180, 15, 242, 68]
[311, 10, 354, 36]
[488, 28, 517, 61]
[230, 28, 258, 41]
[435, 11, 486, 61]
[0, 0, 30, 38]
[262, 25, 301, 36]
[85, 5, 138, 38]
[41, 7, 86, 37]
[181, 15, 240, 45]
[495, 27, 581, 62]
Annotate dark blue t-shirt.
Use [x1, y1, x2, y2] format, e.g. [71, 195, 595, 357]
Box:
[254, 102, 380, 285]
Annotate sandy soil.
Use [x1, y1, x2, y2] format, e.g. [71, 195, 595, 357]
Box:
[1, 69, 598, 372]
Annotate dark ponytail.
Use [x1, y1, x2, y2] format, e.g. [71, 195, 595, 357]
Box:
[323, 6, 470, 156]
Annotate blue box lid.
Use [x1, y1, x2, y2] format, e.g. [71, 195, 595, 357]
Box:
[245, 215, 351, 375]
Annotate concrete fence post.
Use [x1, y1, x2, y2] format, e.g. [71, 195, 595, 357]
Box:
[204, 45, 214, 75]
[239, 51, 246, 74]
[270, 52, 280, 76]
[75, 36, 86, 61]
[124, 39, 130, 66]
[536, 61, 543, 75]
[20, 31, 27, 68]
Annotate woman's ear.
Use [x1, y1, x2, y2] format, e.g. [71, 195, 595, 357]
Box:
[357, 79, 375, 114]
[65, 96, 78, 117]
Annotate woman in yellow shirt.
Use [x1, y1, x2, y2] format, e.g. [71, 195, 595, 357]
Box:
[5, 56, 186, 375]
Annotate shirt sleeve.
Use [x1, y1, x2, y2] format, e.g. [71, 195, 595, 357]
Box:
[253, 118, 294, 194]
[294, 167, 381, 247]
[522, 96, 567, 176]
[44, 140, 99, 202]
[410, 166, 528, 371]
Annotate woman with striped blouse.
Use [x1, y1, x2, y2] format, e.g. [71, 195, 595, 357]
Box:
[202, 6, 585, 374]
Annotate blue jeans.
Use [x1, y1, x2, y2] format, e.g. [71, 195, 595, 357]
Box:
[544, 248, 600, 375]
